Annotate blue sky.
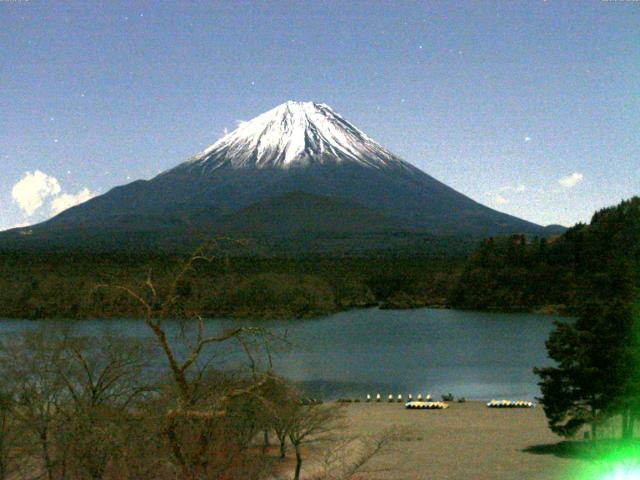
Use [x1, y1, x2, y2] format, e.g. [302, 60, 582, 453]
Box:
[1, 0, 638, 230]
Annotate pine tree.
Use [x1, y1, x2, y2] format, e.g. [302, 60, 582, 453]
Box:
[535, 198, 640, 439]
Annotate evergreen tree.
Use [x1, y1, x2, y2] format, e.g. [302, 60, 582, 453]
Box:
[534, 197, 640, 439]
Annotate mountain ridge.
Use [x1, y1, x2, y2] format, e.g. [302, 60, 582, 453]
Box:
[0, 101, 562, 253]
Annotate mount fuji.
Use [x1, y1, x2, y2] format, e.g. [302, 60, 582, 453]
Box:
[2, 101, 560, 253]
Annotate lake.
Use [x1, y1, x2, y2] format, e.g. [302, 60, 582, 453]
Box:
[0, 308, 561, 401]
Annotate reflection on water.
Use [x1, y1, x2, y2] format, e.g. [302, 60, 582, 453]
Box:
[0, 308, 560, 401]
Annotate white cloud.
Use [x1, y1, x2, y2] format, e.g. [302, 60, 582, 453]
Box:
[488, 183, 526, 207]
[11, 170, 95, 219]
[558, 172, 584, 188]
[492, 193, 510, 205]
[524, 136, 532, 142]
[11, 170, 61, 216]
[50, 188, 96, 215]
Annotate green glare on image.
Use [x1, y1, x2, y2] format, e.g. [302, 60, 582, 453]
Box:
[571, 442, 640, 480]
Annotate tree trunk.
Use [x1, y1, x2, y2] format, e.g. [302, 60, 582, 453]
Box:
[622, 409, 631, 439]
[293, 444, 302, 480]
[0, 433, 6, 480]
[40, 428, 55, 480]
[262, 430, 270, 453]
[624, 408, 636, 439]
[0, 449, 6, 480]
[164, 416, 191, 480]
[589, 404, 598, 442]
[279, 435, 287, 459]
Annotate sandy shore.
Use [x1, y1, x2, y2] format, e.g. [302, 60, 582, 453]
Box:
[295, 401, 589, 480]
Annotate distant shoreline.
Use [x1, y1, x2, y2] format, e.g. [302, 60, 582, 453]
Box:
[0, 302, 570, 322]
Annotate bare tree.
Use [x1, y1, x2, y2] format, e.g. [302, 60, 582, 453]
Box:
[54, 333, 155, 480]
[56, 333, 153, 413]
[94, 242, 279, 479]
[0, 328, 158, 480]
[0, 330, 68, 480]
[287, 403, 343, 480]
[255, 375, 300, 459]
[0, 388, 17, 480]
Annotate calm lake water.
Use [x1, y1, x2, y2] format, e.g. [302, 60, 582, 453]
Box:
[0, 308, 561, 401]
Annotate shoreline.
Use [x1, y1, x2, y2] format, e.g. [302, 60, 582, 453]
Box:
[0, 303, 570, 322]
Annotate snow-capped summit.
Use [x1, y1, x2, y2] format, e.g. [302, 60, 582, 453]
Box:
[187, 101, 409, 171]
[3, 100, 554, 252]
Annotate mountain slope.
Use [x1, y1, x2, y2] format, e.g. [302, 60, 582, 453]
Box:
[1, 101, 557, 252]
[210, 191, 406, 235]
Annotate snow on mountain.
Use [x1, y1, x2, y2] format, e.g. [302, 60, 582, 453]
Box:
[0, 99, 553, 251]
[185, 101, 410, 171]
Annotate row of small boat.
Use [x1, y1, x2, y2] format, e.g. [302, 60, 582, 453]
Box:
[486, 400, 535, 408]
[405, 401, 449, 410]
[362, 395, 534, 408]
[366, 393, 432, 403]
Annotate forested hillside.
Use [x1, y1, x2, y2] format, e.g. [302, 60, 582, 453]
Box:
[450, 197, 640, 313]
[534, 198, 640, 439]
[2, 197, 637, 320]
[0, 252, 462, 319]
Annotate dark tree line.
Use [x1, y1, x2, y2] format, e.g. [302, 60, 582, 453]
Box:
[449, 228, 585, 312]
[533, 197, 640, 439]
[0, 251, 463, 320]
